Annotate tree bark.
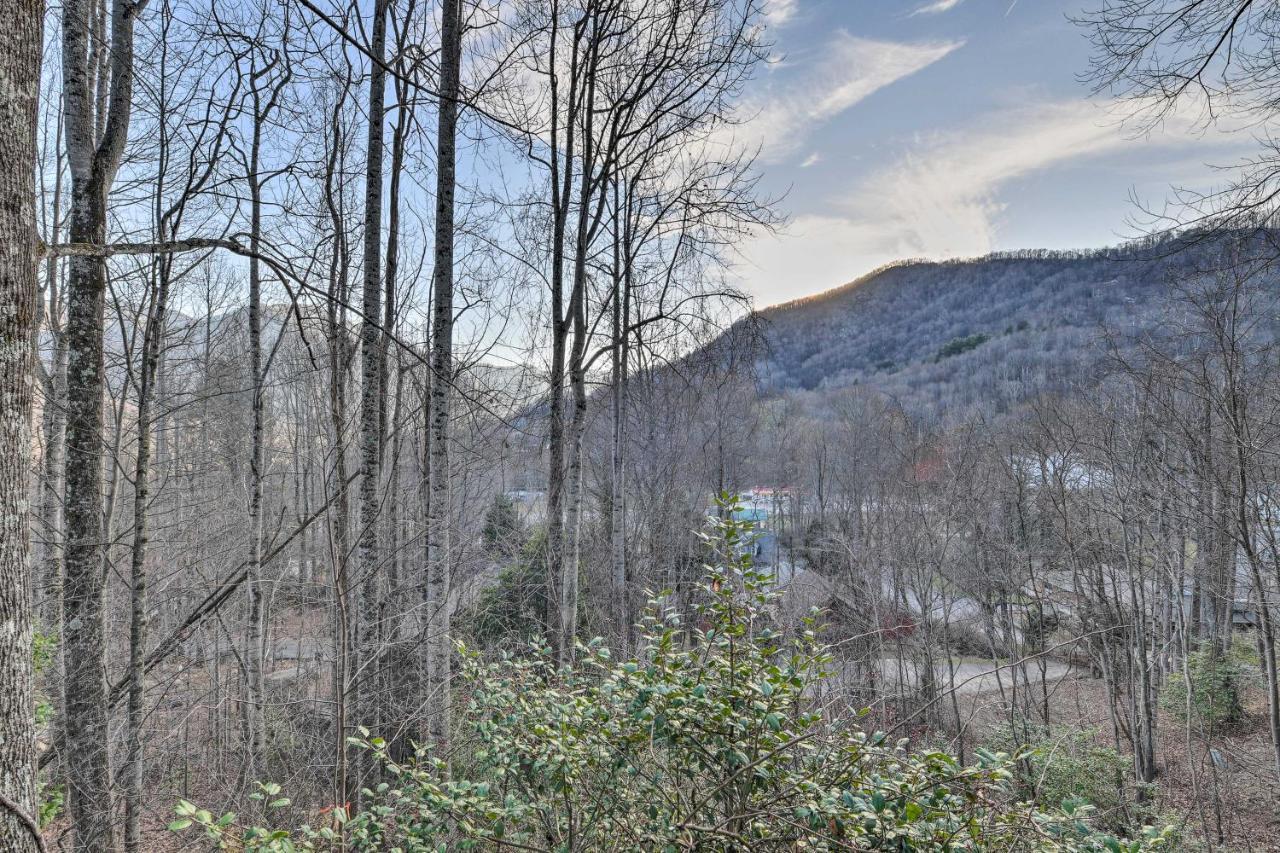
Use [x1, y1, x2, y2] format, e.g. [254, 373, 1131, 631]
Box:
[61, 0, 143, 845]
[241, 43, 287, 785]
[426, 0, 461, 748]
[356, 0, 388, 789]
[609, 179, 627, 645]
[0, 3, 44, 850]
[122, 252, 168, 853]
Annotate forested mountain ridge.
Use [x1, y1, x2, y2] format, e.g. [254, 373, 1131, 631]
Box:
[737, 240, 1252, 420]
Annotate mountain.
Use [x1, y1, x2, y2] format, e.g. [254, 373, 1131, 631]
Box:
[738, 238, 1250, 421]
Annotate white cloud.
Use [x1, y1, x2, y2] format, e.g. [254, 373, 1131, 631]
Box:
[850, 100, 1130, 259]
[910, 0, 964, 15]
[765, 0, 798, 27]
[729, 32, 962, 164]
[736, 98, 1253, 306]
[799, 152, 821, 168]
[736, 215, 898, 306]
[847, 99, 1252, 259]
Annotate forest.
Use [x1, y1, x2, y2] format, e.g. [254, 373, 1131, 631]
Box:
[3, 0, 1280, 851]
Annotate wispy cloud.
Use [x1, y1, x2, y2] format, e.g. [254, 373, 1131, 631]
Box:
[800, 152, 821, 168]
[850, 100, 1129, 258]
[846, 99, 1251, 258]
[737, 98, 1250, 305]
[910, 0, 964, 15]
[731, 32, 962, 163]
[764, 0, 798, 27]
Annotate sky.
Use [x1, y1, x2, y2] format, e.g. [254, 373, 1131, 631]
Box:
[731, 0, 1258, 307]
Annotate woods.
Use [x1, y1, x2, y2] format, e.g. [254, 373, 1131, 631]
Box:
[4, 0, 1280, 849]
[6, 0, 780, 847]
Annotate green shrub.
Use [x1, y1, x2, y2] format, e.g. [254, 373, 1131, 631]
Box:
[992, 725, 1141, 835]
[1161, 639, 1256, 730]
[1036, 733, 1130, 826]
[38, 782, 64, 830]
[175, 500, 1171, 851]
[464, 529, 548, 646]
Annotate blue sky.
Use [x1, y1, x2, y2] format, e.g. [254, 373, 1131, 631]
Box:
[734, 0, 1256, 306]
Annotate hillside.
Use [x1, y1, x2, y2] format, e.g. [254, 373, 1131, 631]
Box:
[742, 240, 1246, 421]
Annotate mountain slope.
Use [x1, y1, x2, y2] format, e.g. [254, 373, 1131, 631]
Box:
[742, 242, 1228, 420]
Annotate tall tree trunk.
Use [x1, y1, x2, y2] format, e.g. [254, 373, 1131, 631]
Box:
[37, 110, 68, 804]
[122, 255, 169, 852]
[609, 180, 626, 644]
[426, 0, 461, 748]
[544, 0, 577, 659]
[243, 76, 268, 782]
[0, 4, 44, 850]
[328, 343, 353, 806]
[382, 41, 409, 751]
[356, 0, 388, 791]
[39, 115, 67, 633]
[322, 75, 355, 808]
[236, 35, 292, 783]
[561, 151, 597, 665]
[559, 16, 604, 663]
[563, 305, 587, 660]
[61, 91, 117, 853]
[61, 0, 141, 845]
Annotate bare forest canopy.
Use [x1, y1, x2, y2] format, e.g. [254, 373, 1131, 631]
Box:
[8, 0, 1280, 851]
[723, 230, 1280, 422]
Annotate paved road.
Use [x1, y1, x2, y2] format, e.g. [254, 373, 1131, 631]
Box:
[817, 657, 1078, 707]
[869, 658, 1075, 696]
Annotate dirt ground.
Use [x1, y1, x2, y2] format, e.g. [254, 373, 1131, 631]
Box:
[962, 673, 1280, 851]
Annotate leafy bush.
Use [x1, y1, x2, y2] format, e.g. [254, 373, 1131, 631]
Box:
[175, 502, 1170, 851]
[38, 782, 64, 830]
[1034, 731, 1130, 825]
[993, 725, 1141, 835]
[464, 529, 548, 646]
[1161, 640, 1256, 730]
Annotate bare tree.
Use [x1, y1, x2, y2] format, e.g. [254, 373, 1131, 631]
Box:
[426, 0, 463, 748]
[1080, 1, 1280, 232]
[0, 4, 44, 851]
[60, 0, 147, 845]
[355, 0, 390, 784]
[239, 18, 292, 783]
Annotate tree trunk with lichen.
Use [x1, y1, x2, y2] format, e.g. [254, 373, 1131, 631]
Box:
[356, 0, 388, 791]
[61, 0, 141, 847]
[425, 0, 461, 748]
[0, 4, 43, 850]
